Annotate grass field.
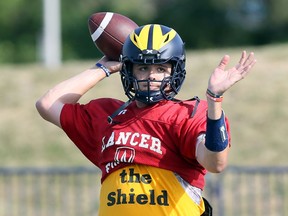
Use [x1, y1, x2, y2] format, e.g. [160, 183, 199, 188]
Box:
[0, 43, 287, 167]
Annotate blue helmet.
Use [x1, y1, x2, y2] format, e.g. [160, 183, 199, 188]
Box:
[120, 24, 186, 104]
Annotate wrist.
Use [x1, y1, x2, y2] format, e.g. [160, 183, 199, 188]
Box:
[206, 89, 223, 119]
[206, 89, 223, 102]
[96, 63, 111, 77]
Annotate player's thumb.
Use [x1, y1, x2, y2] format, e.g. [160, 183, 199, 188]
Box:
[217, 55, 230, 70]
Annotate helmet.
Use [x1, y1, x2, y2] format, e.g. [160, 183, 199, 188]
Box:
[120, 24, 186, 104]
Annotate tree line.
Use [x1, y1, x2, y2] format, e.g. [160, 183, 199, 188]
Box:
[0, 0, 287, 63]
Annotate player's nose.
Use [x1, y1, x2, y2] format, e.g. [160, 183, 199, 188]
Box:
[148, 66, 158, 79]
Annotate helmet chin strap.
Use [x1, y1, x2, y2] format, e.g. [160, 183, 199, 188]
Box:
[107, 88, 163, 124]
[107, 100, 132, 124]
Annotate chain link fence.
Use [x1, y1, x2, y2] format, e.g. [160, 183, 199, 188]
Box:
[204, 166, 288, 216]
[1, 166, 287, 216]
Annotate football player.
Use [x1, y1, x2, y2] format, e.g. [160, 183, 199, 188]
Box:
[36, 24, 256, 215]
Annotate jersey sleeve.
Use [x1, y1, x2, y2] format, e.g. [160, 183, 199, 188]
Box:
[175, 101, 231, 163]
[59, 98, 124, 166]
[60, 102, 101, 165]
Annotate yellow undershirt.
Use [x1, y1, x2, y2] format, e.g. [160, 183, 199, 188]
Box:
[98, 164, 205, 216]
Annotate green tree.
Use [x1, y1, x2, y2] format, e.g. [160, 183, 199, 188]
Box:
[0, 0, 288, 63]
[0, 0, 42, 63]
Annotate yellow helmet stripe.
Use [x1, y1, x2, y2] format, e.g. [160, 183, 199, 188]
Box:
[130, 25, 150, 50]
[152, 25, 177, 50]
[130, 24, 177, 51]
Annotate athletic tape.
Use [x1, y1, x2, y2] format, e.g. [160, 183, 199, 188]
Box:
[91, 12, 114, 42]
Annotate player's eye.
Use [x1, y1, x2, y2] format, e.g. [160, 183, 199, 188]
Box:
[157, 67, 166, 72]
[139, 66, 148, 71]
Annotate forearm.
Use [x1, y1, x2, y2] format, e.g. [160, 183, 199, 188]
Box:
[197, 143, 229, 173]
[207, 96, 222, 120]
[36, 66, 107, 126]
[41, 66, 106, 104]
[197, 51, 256, 172]
[196, 95, 229, 173]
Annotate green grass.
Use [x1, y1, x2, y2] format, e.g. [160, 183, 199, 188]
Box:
[1, 44, 287, 167]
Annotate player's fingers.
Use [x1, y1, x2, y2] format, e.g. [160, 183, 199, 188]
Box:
[240, 59, 257, 77]
[217, 55, 230, 70]
[243, 52, 255, 67]
[238, 50, 246, 65]
[247, 52, 255, 63]
[236, 51, 255, 71]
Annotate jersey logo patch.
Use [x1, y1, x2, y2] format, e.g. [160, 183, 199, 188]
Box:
[114, 147, 136, 163]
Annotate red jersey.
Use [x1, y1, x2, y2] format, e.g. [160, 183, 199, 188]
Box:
[60, 98, 230, 190]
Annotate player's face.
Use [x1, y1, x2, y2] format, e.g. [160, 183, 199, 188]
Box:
[132, 63, 172, 91]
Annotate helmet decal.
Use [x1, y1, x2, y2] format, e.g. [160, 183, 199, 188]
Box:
[130, 24, 177, 51]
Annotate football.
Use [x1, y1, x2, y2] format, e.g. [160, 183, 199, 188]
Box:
[88, 12, 138, 61]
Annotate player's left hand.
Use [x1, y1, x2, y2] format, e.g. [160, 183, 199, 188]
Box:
[207, 51, 256, 95]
